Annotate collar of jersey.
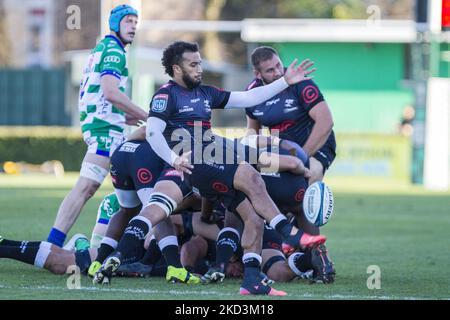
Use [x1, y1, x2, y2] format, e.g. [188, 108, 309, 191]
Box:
[169, 80, 196, 91]
[105, 35, 126, 52]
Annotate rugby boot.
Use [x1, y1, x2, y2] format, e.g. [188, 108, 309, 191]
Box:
[166, 265, 201, 284]
[310, 244, 335, 284]
[116, 261, 153, 278]
[88, 261, 102, 278]
[239, 267, 286, 296]
[201, 263, 225, 283]
[93, 253, 122, 285]
[63, 234, 89, 251]
[282, 232, 327, 256]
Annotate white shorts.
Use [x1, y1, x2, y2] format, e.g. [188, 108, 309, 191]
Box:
[84, 130, 124, 158]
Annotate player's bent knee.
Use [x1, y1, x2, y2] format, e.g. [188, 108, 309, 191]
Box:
[263, 255, 291, 282]
[145, 192, 177, 218]
[241, 168, 266, 193]
[80, 161, 109, 185]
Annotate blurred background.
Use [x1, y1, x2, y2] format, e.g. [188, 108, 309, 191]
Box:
[0, 0, 449, 190]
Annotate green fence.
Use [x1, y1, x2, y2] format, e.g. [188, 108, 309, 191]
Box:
[0, 69, 68, 126]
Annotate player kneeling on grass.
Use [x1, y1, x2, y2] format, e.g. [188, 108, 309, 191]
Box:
[0, 192, 124, 277]
[0, 235, 94, 276]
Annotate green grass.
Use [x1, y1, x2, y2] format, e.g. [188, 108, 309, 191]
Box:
[0, 174, 449, 300]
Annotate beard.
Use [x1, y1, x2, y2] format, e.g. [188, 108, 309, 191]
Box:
[261, 74, 282, 85]
[182, 71, 201, 89]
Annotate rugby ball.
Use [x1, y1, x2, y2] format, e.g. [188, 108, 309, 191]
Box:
[302, 181, 334, 227]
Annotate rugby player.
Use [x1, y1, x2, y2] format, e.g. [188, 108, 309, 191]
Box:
[244, 46, 336, 257]
[87, 137, 203, 284]
[95, 41, 326, 296]
[245, 46, 336, 187]
[0, 236, 94, 276]
[47, 5, 148, 247]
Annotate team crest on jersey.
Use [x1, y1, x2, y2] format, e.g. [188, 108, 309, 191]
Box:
[151, 94, 169, 113]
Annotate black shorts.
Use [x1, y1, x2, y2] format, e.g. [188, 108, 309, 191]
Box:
[185, 139, 248, 212]
[156, 164, 193, 198]
[110, 140, 164, 191]
[313, 132, 336, 172]
[262, 171, 308, 210]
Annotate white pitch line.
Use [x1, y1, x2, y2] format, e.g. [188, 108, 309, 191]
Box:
[18, 285, 236, 297]
[1, 285, 448, 300]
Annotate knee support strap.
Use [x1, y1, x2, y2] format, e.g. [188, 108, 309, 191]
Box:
[80, 162, 109, 184]
[145, 192, 177, 217]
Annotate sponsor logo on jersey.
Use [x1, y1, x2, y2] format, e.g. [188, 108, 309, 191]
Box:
[179, 106, 194, 113]
[151, 94, 169, 113]
[295, 188, 305, 202]
[119, 142, 140, 153]
[103, 56, 120, 64]
[164, 169, 183, 178]
[260, 172, 280, 178]
[101, 197, 117, 217]
[265, 98, 280, 106]
[204, 160, 224, 170]
[284, 99, 295, 108]
[106, 48, 124, 55]
[137, 168, 153, 184]
[212, 181, 229, 193]
[192, 187, 200, 196]
[302, 85, 319, 104]
[271, 120, 296, 132]
[191, 98, 200, 103]
[284, 107, 297, 113]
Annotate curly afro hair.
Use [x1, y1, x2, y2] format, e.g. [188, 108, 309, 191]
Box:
[161, 41, 199, 77]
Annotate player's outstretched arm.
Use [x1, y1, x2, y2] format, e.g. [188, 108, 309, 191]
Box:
[225, 59, 315, 109]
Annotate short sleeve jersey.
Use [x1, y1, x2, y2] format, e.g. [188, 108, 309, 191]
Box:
[78, 35, 129, 135]
[245, 78, 326, 147]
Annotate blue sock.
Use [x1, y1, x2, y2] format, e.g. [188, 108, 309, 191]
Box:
[47, 228, 66, 247]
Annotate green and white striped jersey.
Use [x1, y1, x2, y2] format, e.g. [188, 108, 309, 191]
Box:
[78, 35, 129, 135]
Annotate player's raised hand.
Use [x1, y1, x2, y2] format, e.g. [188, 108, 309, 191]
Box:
[173, 151, 193, 175]
[284, 58, 316, 85]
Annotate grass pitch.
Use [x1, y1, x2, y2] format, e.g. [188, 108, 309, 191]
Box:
[0, 174, 449, 300]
